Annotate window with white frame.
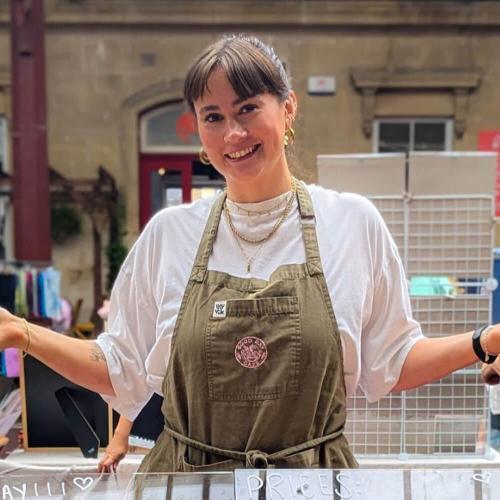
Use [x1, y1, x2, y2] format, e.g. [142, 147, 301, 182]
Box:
[373, 119, 453, 153]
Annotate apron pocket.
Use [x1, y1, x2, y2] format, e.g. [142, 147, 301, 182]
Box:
[206, 296, 300, 401]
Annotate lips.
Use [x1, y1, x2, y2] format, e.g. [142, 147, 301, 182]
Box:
[225, 144, 260, 160]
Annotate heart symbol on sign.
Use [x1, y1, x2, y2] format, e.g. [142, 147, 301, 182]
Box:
[73, 477, 94, 491]
[471, 472, 491, 485]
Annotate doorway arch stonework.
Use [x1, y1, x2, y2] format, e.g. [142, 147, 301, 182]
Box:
[118, 78, 184, 245]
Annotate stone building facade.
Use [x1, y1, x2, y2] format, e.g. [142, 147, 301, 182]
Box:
[0, 0, 499, 320]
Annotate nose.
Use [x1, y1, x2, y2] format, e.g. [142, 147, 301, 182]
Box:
[224, 119, 248, 143]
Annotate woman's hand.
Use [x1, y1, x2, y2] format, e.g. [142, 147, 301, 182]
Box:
[481, 363, 500, 385]
[97, 434, 129, 473]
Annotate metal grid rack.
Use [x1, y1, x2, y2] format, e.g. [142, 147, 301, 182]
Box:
[345, 195, 494, 457]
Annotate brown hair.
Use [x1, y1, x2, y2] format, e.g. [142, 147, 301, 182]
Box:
[184, 34, 291, 113]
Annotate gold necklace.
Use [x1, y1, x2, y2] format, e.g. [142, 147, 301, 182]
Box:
[228, 194, 291, 217]
[231, 231, 267, 273]
[224, 178, 296, 246]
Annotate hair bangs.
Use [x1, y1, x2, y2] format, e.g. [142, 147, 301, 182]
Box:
[222, 43, 285, 103]
[184, 35, 290, 113]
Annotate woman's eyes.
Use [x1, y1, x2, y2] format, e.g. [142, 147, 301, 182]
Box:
[204, 113, 223, 123]
[203, 104, 258, 123]
[240, 104, 257, 114]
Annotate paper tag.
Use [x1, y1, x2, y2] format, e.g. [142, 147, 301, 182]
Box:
[213, 301, 227, 318]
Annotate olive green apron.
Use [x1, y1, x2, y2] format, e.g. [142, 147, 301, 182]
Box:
[139, 179, 357, 472]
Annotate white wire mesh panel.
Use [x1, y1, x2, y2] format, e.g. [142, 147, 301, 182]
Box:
[404, 371, 486, 455]
[370, 197, 406, 252]
[346, 389, 404, 456]
[407, 197, 492, 278]
[345, 195, 493, 458]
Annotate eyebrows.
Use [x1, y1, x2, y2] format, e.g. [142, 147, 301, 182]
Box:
[198, 94, 260, 114]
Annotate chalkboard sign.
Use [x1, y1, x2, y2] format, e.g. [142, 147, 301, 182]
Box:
[21, 355, 110, 451]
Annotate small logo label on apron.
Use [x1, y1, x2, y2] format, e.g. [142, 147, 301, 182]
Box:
[213, 301, 227, 318]
[234, 337, 268, 369]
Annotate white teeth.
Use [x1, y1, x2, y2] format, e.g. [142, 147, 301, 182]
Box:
[227, 145, 256, 159]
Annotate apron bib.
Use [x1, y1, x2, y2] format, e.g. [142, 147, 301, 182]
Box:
[139, 180, 357, 472]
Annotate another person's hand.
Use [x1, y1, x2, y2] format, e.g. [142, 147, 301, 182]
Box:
[97, 433, 129, 473]
[98, 415, 134, 473]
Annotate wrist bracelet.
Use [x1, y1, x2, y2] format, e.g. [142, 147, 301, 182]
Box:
[473, 325, 498, 364]
[481, 326, 495, 361]
[22, 318, 31, 358]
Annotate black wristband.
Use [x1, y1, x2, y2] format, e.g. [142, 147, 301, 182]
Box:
[472, 325, 498, 364]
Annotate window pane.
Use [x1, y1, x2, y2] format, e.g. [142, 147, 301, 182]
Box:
[414, 122, 446, 151]
[165, 187, 183, 207]
[378, 123, 410, 153]
[191, 162, 225, 201]
[143, 102, 200, 149]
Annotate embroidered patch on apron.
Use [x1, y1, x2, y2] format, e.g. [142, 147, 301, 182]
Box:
[234, 336, 268, 369]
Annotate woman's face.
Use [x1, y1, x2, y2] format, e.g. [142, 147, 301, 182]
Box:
[193, 68, 296, 200]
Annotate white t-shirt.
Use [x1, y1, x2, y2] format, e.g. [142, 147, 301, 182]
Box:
[96, 183, 423, 421]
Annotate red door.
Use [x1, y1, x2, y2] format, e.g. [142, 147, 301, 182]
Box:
[139, 154, 197, 228]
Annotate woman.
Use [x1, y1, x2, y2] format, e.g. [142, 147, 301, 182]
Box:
[1, 34, 499, 471]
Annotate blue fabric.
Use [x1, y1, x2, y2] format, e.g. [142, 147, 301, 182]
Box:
[40, 267, 61, 320]
[37, 271, 46, 317]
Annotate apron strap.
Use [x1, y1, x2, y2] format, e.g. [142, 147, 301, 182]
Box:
[190, 178, 324, 282]
[163, 424, 344, 469]
[189, 191, 227, 283]
[295, 180, 323, 277]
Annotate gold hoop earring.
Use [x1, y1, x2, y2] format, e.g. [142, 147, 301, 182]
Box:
[284, 127, 295, 148]
[199, 148, 211, 165]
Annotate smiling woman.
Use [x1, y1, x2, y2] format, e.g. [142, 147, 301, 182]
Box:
[193, 70, 296, 202]
[185, 35, 297, 202]
[1, 33, 500, 475]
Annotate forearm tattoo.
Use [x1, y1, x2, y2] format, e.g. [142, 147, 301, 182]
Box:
[90, 343, 106, 363]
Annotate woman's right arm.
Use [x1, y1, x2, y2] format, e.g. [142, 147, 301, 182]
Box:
[0, 307, 115, 396]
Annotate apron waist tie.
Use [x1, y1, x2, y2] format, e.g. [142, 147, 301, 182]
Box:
[163, 424, 345, 468]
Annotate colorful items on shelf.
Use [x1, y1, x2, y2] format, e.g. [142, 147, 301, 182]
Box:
[409, 276, 489, 296]
[0, 265, 62, 320]
[0, 349, 20, 377]
[409, 276, 458, 296]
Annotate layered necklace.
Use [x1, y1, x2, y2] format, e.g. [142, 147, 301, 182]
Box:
[223, 178, 297, 273]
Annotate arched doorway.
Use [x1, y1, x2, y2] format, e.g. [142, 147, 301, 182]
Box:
[138, 101, 225, 228]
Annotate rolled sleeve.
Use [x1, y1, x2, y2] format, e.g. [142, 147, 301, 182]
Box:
[360, 244, 424, 403]
[96, 231, 159, 420]
[96, 335, 152, 421]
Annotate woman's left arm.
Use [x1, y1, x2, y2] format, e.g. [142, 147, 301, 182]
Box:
[392, 327, 500, 392]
